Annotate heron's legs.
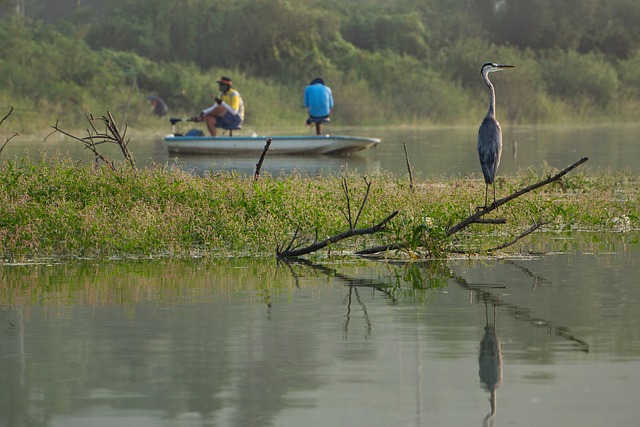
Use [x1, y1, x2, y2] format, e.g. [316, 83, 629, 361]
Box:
[482, 182, 497, 208]
[484, 183, 489, 208]
[492, 183, 496, 206]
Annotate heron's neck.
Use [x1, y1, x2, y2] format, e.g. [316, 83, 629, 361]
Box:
[484, 74, 496, 118]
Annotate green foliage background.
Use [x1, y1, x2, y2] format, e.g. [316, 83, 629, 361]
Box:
[2, 0, 640, 131]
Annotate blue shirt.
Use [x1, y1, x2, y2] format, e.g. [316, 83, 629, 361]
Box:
[304, 83, 334, 118]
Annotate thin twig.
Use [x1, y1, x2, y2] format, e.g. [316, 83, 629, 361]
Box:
[0, 106, 13, 127]
[0, 133, 18, 156]
[106, 111, 133, 167]
[353, 177, 371, 228]
[288, 225, 301, 251]
[282, 225, 301, 252]
[52, 119, 118, 172]
[340, 178, 353, 228]
[402, 142, 414, 190]
[487, 220, 550, 252]
[254, 137, 272, 181]
[0, 107, 17, 156]
[51, 112, 135, 172]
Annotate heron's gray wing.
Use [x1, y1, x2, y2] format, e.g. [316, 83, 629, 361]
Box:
[477, 116, 503, 184]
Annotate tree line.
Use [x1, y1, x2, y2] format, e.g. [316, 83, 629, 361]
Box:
[2, 0, 640, 130]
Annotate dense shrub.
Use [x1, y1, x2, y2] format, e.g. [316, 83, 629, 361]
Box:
[541, 51, 620, 106]
[2, 0, 640, 130]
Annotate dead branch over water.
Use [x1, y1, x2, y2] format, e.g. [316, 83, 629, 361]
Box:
[402, 142, 414, 190]
[277, 177, 399, 258]
[445, 157, 589, 236]
[276, 211, 399, 258]
[254, 137, 272, 181]
[280, 157, 589, 259]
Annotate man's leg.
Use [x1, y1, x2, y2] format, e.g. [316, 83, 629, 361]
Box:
[203, 105, 226, 136]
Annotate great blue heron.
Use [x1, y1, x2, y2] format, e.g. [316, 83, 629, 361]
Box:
[478, 62, 514, 207]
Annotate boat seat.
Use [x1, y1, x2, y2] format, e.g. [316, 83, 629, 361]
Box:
[222, 124, 241, 136]
[306, 116, 330, 135]
[306, 116, 330, 125]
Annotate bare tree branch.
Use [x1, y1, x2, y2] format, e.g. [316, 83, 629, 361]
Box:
[0, 133, 19, 156]
[487, 220, 550, 252]
[340, 178, 352, 228]
[52, 119, 118, 173]
[254, 137, 272, 181]
[51, 111, 136, 173]
[353, 177, 372, 228]
[446, 157, 588, 236]
[106, 111, 133, 167]
[355, 242, 408, 256]
[402, 142, 414, 190]
[276, 224, 301, 254]
[474, 218, 507, 224]
[0, 106, 13, 127]
[276, 211, 399, 258]
[0, 107, 18, 156]
[356, 157, 589, 257]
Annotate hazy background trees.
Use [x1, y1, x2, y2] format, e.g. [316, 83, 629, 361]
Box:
[1, 0, 640, 130]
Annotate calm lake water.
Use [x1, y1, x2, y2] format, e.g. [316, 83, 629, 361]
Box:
[4, 123, 640, 177]
[2, 124, 640, 426]
[2, 247, 640, 427]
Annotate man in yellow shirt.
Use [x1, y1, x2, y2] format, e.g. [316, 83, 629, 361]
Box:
[197, 76, 245, 136]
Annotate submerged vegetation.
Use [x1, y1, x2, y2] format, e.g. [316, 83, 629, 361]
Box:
[0, 149, 637, 261]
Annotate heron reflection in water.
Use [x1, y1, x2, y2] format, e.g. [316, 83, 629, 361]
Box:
[479, 301, 502, 427]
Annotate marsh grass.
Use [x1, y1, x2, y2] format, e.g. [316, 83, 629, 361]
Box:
[0, 154, 638, 261]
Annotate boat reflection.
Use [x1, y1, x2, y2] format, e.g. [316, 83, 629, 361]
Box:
[168, 153, 380, 176]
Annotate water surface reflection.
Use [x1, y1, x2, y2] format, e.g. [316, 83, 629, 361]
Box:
[479, 302, 502, 426]
[1, 252, 640, 426]
[5, 123, 640, 177]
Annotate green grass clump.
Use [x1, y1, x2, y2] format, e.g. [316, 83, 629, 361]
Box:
[0, 154, 638, 261]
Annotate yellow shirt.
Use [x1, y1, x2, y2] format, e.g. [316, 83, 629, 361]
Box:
[221, 89, 245, 120]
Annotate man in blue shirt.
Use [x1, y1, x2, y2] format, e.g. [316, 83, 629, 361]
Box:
[304, 77, 334, 135]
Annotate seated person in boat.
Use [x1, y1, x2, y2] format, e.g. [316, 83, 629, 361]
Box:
[304, 77, 333, 135]
[195, 76, 244, 136]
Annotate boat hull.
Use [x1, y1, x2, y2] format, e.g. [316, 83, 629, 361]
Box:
[164, 134, 381, 155]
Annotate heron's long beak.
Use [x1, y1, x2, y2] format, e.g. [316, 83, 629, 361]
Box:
[497, 64, 515, 69]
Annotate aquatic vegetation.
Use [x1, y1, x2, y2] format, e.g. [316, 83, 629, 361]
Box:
[0, 154, 638, 261]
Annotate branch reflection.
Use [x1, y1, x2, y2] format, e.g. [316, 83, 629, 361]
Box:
[454, 264, 590, 353]
[343, 286, 372, 341]
[279, 258, 451, 342]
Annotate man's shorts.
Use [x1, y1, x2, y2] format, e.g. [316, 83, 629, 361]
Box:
[216, 110, 243, 129]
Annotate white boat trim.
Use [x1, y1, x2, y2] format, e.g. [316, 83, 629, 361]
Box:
[164, 134, 381, 155]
